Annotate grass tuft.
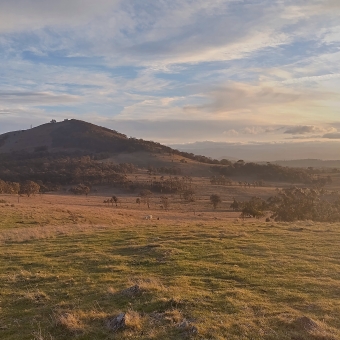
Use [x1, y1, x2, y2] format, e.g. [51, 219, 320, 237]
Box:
[54, 312, 86, 334]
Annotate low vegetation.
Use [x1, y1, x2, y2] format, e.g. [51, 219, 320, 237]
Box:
[268, 187, 340, 222]
[0, 197, 339, 340]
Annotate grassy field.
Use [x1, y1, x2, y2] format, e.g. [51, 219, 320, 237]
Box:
[0, 194, 339, 339]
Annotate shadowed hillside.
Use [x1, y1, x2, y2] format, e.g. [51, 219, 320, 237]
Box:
[0, 119, 223, 167]
[0, 119, 170, 154]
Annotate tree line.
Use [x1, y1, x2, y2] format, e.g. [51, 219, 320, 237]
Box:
[211, 162, 332, 186]
[230, 187, 340, 222]
[0, 152, 136, 187]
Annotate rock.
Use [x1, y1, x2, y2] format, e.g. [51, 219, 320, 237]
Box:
[190, 325, 198, 334]
[178, 320, 190, 328]
[178, 319, 199, 334]
[107, 313, 126, 332]
[150, 312, 164, 321]
[121, 285, 142, 296]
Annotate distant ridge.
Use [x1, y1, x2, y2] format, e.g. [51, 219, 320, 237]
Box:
[271, 159, 340, 168]
[171, 141, 340, 164]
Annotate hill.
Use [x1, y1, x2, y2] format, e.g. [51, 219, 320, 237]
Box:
[0, 119, 171, 155]
[0, 119, 224, 171]
[0, 120, 336, 190]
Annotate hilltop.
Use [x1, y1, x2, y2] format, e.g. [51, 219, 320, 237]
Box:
[0, 119, 173, 155]
[0, 120, 226, 172]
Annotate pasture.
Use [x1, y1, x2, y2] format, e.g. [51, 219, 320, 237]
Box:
[0, 194, 339, 339]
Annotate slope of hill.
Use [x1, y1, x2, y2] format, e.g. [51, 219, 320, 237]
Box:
[0, 119, 169, 154]
[0, 119, 221, 177]
[0, 119, 223, 167]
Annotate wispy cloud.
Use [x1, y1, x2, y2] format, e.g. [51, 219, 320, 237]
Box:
[284, 125, 337, 135]
[282, 73, 340, 85]
[0, 1, 121, 33]
[0, 91, 80, 105]
[182, 82, 338, 126]
[323, 132, 340, 139]
[0, 0, 339, 147]
[0, 109, 11, 115]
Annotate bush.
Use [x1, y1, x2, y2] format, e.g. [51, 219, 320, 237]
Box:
[69, 184, 90, 196]
[268, 187, 340, 222]
[240, 197, 267, 219]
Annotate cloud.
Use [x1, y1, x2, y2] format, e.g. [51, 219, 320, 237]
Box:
[0, 1, 121, 33]
[0, 0, 322, 67]
[0, 0, 339, 148]
[0, 109, 11, 114]
[323, 132, 340, 139]
[186, 82, 327, 117]
[282, 73, 340, 85]
[241, 127, 266, 135]
[284, 125, 337, 135]
[223, 129, 239, 136]
[0, 91, 80, 105]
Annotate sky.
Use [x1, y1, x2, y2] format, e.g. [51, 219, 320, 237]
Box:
[0, 0, 340, 149]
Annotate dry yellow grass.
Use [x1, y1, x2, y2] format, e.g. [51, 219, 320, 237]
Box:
[0, 193, 339, 339]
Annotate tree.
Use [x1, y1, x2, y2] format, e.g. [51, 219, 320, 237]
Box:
[267, 187, 340, 222]
[9, 182, 20, 195]
[160, 196, 170, 210]
[20, 180, 40, 197]
[111, 195, 119, 207]
[140, 190, 152, 208]
[182, 189, 195, 202]
[230, 198, 241, 211]
[240, 197, 266, 219]
[210, 194, 222, 210]
[0, 180, 20, 194]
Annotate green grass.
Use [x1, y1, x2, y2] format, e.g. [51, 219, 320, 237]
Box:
[0, 221, 339, 339]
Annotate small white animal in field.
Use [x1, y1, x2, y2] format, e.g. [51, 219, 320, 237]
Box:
[144, 215, 153, 220]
